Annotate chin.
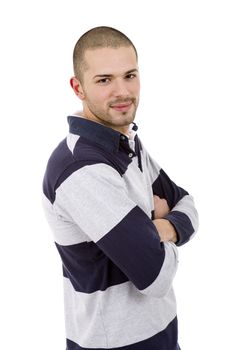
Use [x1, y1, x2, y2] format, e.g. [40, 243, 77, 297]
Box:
[113, 109, 136, 120]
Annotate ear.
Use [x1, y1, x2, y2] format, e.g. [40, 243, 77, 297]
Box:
[70, 77, 85, 100]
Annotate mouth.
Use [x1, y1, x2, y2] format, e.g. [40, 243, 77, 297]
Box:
[110, 102, 133, 112]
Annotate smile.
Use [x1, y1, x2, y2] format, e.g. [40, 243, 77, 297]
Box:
[110, 102, 133, 112]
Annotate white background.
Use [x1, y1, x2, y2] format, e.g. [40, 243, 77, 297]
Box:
[0, 1, 232, 349]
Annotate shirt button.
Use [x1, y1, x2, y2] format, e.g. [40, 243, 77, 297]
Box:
[120, 135, 125, 140]
[128, 153, 134, 158]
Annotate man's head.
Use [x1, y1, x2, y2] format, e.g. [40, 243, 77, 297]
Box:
[72, 26, 138, 84]
[70, 26, 140, 135]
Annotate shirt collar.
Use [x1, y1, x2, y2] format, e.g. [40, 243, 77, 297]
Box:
[67, 115, 138, 153]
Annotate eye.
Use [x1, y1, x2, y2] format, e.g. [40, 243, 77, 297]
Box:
[96, 78, 111, 84]
[125, 73, 137, 80]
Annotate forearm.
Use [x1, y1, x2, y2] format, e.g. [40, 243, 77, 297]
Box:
[165, 195, 199, 246]
[153, 195, 170, 219]
[152, 194, 198, 245]
[153, 218, 178, 243]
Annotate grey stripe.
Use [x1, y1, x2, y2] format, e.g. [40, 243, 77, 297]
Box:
[63, 277, 177, 348]
[141, 242, 178, 298]
[55, 164, 137, 242]
[171, 194, 199, 233]
[42, 194, 91, 245]
[122, 157, 155, 217]
[66, 133, 80, 154]
[143, 146, 161, 184]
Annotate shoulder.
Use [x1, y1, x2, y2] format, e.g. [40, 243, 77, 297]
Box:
[43, 135, 122, 203]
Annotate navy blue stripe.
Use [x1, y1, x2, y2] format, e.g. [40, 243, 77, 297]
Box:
[43, 136, 137, 204]
[135, 135, 143, 172]
[68, 116, 122, 153]
[55, 242, 129, 293]
[165, 211, 195, 246]
[68, 115, 138, 154]
[42, 137, 113, 204]
[152, 169, 188, 209]
[98, 206, 165, 291]
[73, 137, 133, 176]
[151, 210, 155, 220]
[66, 316, 178, 350]
[43, 139, 74, 203]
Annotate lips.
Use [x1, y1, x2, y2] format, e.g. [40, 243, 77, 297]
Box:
[110, 102, 132, 112]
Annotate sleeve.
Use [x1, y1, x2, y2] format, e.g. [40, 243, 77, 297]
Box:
[55, 163, 178, 298]
[146, 152, 199, 246]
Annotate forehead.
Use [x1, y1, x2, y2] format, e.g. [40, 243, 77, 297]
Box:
[84, 46, 138, 75]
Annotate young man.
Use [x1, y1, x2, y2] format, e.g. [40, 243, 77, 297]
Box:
[43, 26, 198, 350]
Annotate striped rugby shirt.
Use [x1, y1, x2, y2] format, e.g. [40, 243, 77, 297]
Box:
[42, 115, 198, 350]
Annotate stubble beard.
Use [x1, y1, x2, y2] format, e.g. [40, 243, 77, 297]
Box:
[84, 97, 139, 129]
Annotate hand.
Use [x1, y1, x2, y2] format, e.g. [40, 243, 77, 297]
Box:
[153, 218, 178, 243]
[153, 195, 170, 219]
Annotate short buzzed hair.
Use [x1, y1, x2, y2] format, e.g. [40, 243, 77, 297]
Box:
[73, 26, 138, 82]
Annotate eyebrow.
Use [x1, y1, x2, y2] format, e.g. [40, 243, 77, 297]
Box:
[93, 69, 138, 80]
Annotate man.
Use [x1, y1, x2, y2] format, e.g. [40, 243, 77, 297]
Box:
[42, 26, 198, 350]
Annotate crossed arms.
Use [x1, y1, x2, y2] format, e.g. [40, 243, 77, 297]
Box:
[153, 195, 178, 243]
[54, 159, 198, 298]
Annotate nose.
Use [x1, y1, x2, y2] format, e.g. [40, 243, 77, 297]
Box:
[112, 78, 129, 98]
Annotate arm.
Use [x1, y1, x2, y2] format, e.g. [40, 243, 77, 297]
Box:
[153, 169, 199, 246]
[55, 163, 178, 298]
[153, 195, 178, 243]
[145, 150, 199, 246]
